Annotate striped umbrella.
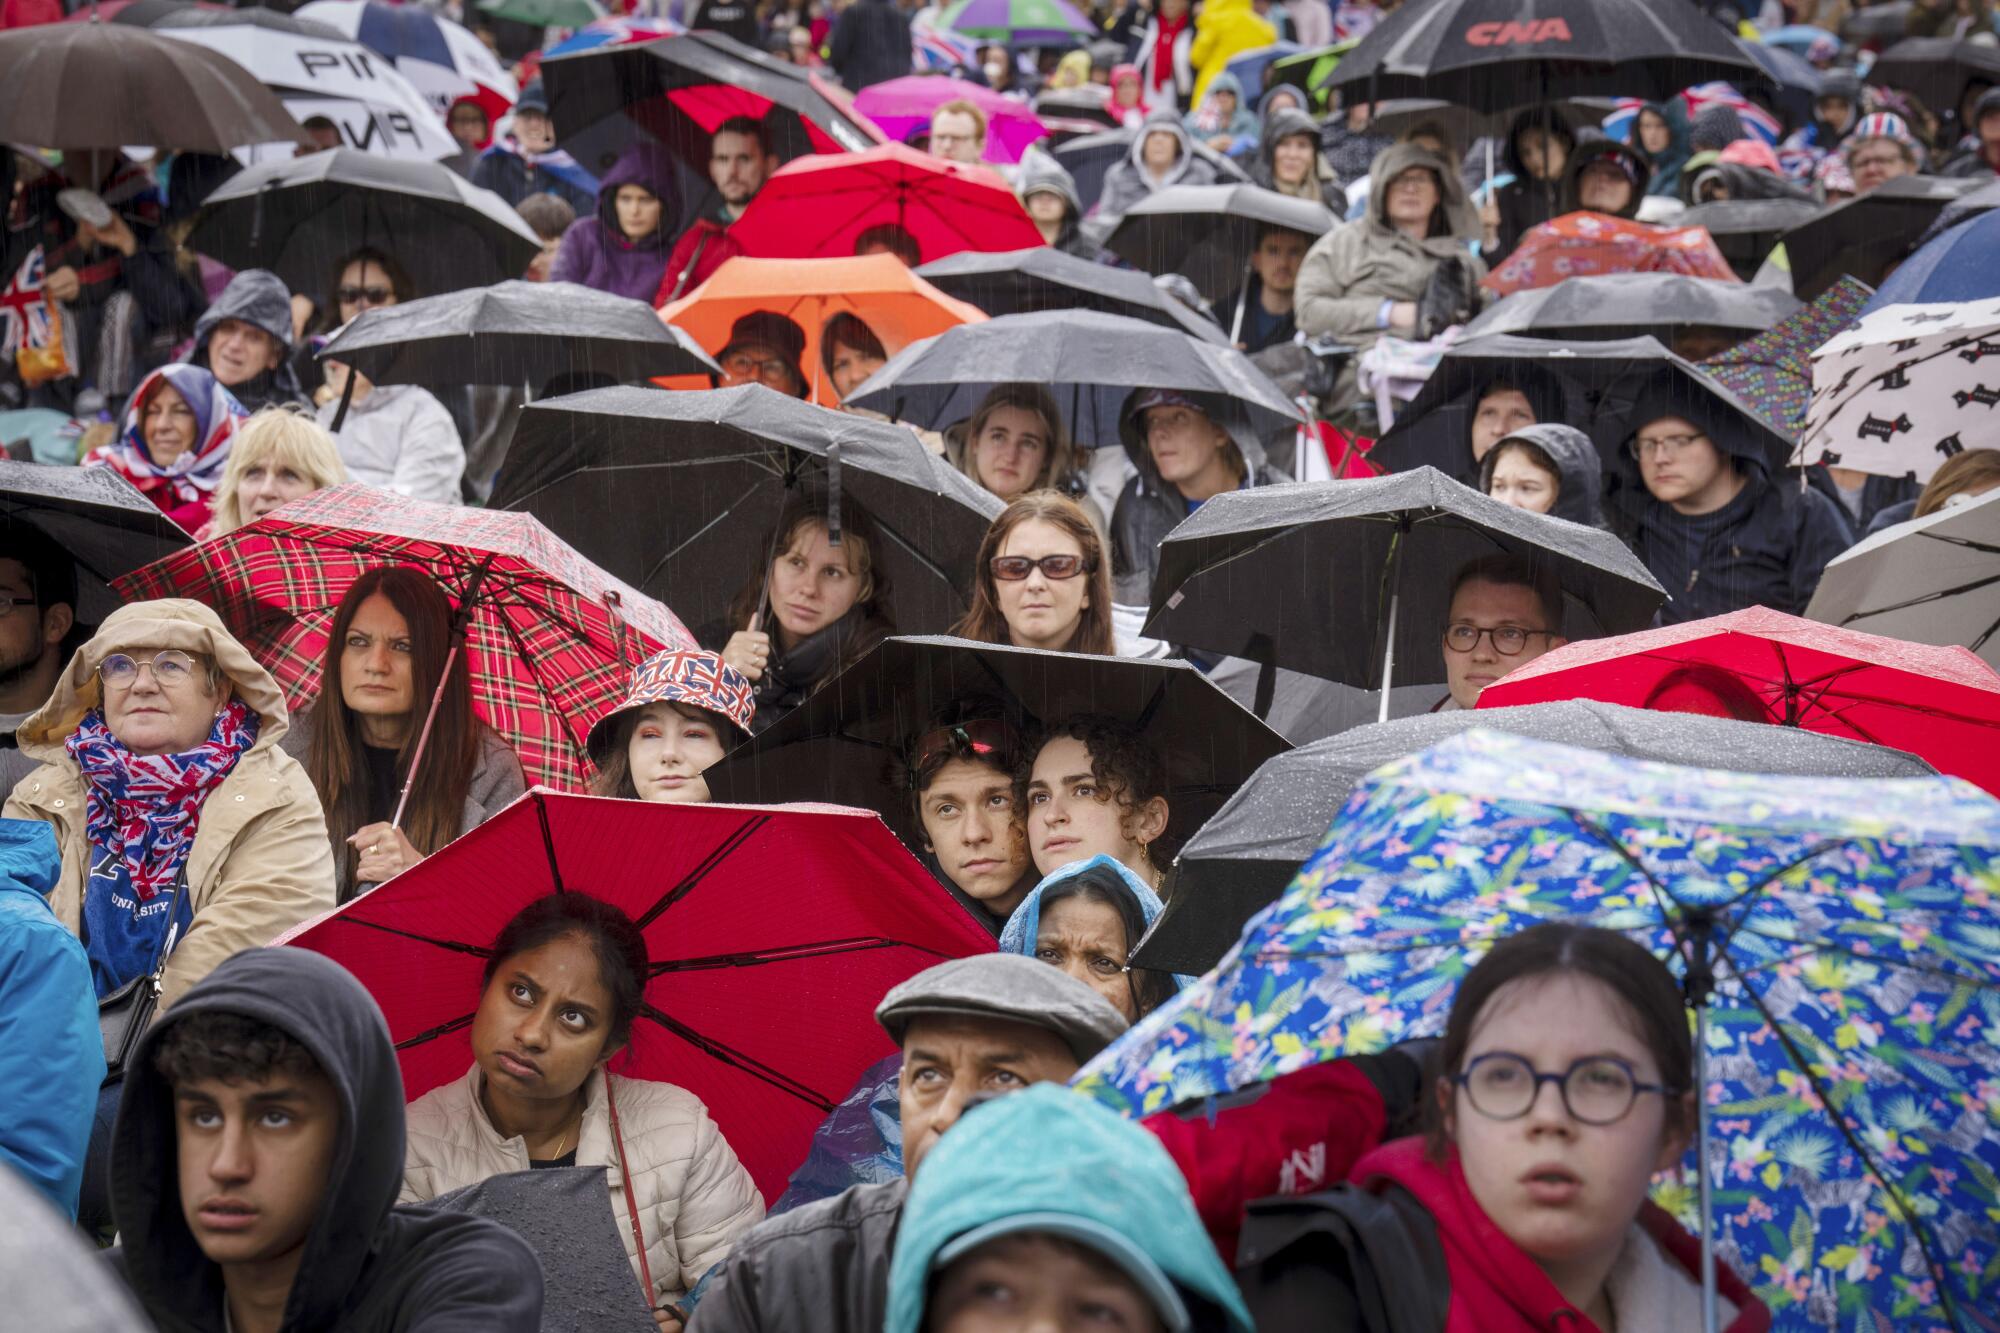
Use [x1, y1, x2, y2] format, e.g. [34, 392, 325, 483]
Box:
[297, 0, 519, 124]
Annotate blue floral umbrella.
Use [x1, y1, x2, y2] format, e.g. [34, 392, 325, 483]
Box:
[1075, 730, 2000, 1332]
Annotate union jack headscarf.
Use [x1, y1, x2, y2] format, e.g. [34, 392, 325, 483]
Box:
[99, 364, 246, 509]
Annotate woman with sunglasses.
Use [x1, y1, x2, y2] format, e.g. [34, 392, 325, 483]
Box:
[950, 493, 1115, 656]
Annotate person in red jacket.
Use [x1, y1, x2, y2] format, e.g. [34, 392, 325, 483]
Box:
[656, 117, 779, 305]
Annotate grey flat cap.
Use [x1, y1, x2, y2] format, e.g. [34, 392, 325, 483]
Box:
[876, 954, 1130, 1065]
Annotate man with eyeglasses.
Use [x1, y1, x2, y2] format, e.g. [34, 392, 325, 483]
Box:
[926, 101, 988, 167]
[1437, 554, 1568, 711]
[710, 311, 809, 398]
[0, 523, 80, 798]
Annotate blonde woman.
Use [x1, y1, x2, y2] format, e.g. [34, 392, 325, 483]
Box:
[200, 407, 347, 539]
[948, 384, 1105, 532]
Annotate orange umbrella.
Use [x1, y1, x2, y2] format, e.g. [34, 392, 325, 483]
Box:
[657, 253, 988, 405]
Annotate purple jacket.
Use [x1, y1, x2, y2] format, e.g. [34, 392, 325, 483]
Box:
[548, 139, 681, 302]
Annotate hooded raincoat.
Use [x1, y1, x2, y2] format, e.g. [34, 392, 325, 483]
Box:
[1096, 109, 1218, 224]
[1478, 423, 1607, 530]
[189, 269, 307, 413]
[1016, 150, 1101, 259]
[105, 948, 544, 1332]
[82, 365, 247, 533]
[1631, 99, 1694, 198]
[549, 140, 682, 302]
[1558, 141, 1652, 220]
[2, 600, 336, 1011]
[1252, 105, 1346, 213]
[1491, 111, 1578, 261]
[1184, 71, 1259, 147]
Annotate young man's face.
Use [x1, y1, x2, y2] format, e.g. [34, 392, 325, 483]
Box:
[1470, 387, 1536, 463]
[1250, 229, 1308, 296]
[175, 1066, 342, 1270]
[1441, 578, 1565, 710]
[1633, 415, 1734, 513]
[920, 756, 1032, 916]
[710, 130, 774, 209]
[0, 557, 67, 684]
[512, 110, 556, 154]
[930, 111, 986, 165]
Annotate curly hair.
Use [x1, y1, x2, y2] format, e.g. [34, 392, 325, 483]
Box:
[1019, 714, 1173, 863]
[152, 1010, 323, 1088]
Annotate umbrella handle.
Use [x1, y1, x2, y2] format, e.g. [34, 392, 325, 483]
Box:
[330, 366, 357, 434]
[389, 639, 461, 831]
[1696, 1006, 1719, 1333]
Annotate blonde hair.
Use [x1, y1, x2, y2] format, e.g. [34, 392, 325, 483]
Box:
[954, 384, 1080, 499]
[207, 407, 347, 537]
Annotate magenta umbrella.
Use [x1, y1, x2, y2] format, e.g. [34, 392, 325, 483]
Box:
[853, 75, 1048, 165]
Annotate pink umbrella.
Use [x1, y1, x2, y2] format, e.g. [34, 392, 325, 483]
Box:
[853, 75, 1047, 165]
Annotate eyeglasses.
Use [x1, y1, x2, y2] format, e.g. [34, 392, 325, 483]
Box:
[1628, 432, 1705, 460]
[1848, 152, 1904, 172]
[1454, 1053, 1675, 1126]
[990, 554, 1091, 581]
[98, 650, 198, 689]
[721, 351, 792, 380]
[337, 285, 394, 307]
[1442, 624, 1555, 656]
[0, 597, 35, 619]
[908, 719, 1018, 783]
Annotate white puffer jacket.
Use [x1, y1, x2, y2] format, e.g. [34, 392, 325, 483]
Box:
[400, 1064, 764, 1305]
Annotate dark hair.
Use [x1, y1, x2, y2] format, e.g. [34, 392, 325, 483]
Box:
[590, 700, 735, 799]
[1425, 923, 1693, 1158]
[152, 1010, 323, 1087]
[322, 246, 415, 334]
[1, 517, 78, 612]
[1020, 714, 1172, 865]
[482, 893, 650, 1051]
[1483, 438, 1562, 492]
[891, 697, 1023, 823]
[854, 221, 921, 266]
[1253, 221, 1311, 248]
[1448, 553, 1564, 638]
[713, 114, 773, 158]
[820, 311, 886, 383]
[1036, 865, 1177, 1018]
[1641, 664, 1769, 723]
[515, 192, 576, 242]
[950, 491, 1113, 656]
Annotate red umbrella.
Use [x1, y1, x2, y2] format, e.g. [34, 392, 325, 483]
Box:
[1477, 606, 2000, 794]
[112, 483, 693, 792]
[279, 790, 996, 1202]
[1482, 211, 1741, 297]
[727, 143, 1045, 266]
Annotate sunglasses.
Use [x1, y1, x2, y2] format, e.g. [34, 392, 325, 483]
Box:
[990, 554, 1091, 581]
[338, 285, 395, 307]
[908, 719, 1018, 782]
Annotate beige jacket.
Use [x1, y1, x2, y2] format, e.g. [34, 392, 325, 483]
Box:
[401, 1064, 765, 1305]
[2, 599, 337, 1010]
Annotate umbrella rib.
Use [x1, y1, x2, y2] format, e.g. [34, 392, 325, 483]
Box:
[637, 467, 782, 591]
[533, 789, 567, 894]
[393, 1012, 475, 1049]
[1839, 572, 2000, 624]
[634, 814, 772, 929]
[1719, 930, 1995, 993]
[638, 1001, 835, 1111]
[334, 917, 494, 958]
[872, 515, 960, 597]
[648, 936, 940, 972]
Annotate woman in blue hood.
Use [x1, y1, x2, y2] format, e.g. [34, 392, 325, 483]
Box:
[549, 139, 681, 302]
[999, 854, 1192, 1023]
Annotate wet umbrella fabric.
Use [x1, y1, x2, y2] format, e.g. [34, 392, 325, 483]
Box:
[1779, 174, 1983, 302]
[700, 635, 1289, 854]
[1919, 177, 2000, 246]
[1807, 488, 2000, 672]
[0, 460, 189, 624]
[1076, 728, 2000, 1333]
[914, 247, 1229, 343]
[1051, 127, 1250, 215]
[1678, 198, 1820, 281]
[186, 149, 542, 302]
[1101, 184, 1337, 307]
[282, 791, 998, 1203]
[489, 385, 1003, 637]
[0, 20, 309, 153]
[1866, 207, 2000, 307]
[1462, 273, 1799, 344]
[1479, 604, 2000, 797]
[1865, 37, 2000, 128]
[296, 0, 519, 125]
[1141, 468, 1665, 693]
[1483, 212, 1740, 297]
[843, 309, 1303, 449]
[853, 77, 1051, 165]
[1136, 700, 1939, 976]
[1701, 276, 1872, 434]
[111, 483, 694, 791]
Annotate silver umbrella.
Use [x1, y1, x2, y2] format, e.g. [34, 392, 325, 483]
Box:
[1806, 487, 2000, 669]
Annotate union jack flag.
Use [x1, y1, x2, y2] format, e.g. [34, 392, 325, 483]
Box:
[0, 247, 56, 357]
[913, 26, 977, 73]
[1602, 85, 1782, 150]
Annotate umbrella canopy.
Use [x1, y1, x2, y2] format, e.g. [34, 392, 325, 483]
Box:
[1919, 176, 2000, 246]
[1866, 37, 2000, 124]
[1224, 41, 1304, 94]
[283, 791, 998, 1203]
[1322, 0, 1764, 110]
[1843, 0, 1913, 41]
[701, 635, 1289, 855]
[296, 0, 518, 125]
[1462, 272, 1799, 345]
[1807, 487, 2000, 671]
[186, 148, 542, 301]
[914, 246, 1229, 343]
[489, 384, 1003, 637]
[724, 144, 1044, 265]
[1137, 699, 1938, 977]
[1733, 34, 1822, 129]
[1479, 604, 2000, 795]
[317, 280, 718, 389]
[1867, 206, 2000, 307]
[1366, 94, 1611, 145]
[1142, 468, 1666, 691]
[0, 460, 190, 623]
[1051, 126, 1251, 215]
[477, 0, 606, 28]
[844, 308, 1304, 449]
[1799, 293, 2000, 485]
[1780, 174, 1984, 302]
[1101, 183, 1337, 306]
[656, 254, 987, 405]
[939, 0, 1093, 46]
[112, 483, 695, 790]
[544, 15, 684, 58]
[1700, 276, 1872, 434]
[853, 75, 1050, 165]
[1077, 728, 2000, 1333]
[0, 19, 308, 153]
[1030, 88, 1120, 130]
[1483, 211, 1740, 297]
[1678, 198, 1821, 281]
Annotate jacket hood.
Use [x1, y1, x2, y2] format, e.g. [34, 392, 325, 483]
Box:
[1632, 99, 1693, 195]
[595, 139, 680, 250]
[1502, 108, 1576, 180]
[1128, 108, 1196, 184]
[193, 269, 294, 354]
[110, 948, 410, 1332]
[1366, 141, 1480, 241]
[1116, 386, 1272, 487]
[1479, 423, 1605, 529]
[997, 854, 1195, 990]
[1258, 106, 1321, 173]
[1615, 373, 1780, 492]
[16, 598, 290, 762]
[1561, 140, 1651, 218]
[886, 1084, 1254, 1333]
[1017, 147, 1081, 217]
[1256, 82, 1307, 121]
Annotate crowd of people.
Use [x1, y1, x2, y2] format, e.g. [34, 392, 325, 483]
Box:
[3, 0, 1999, 1329]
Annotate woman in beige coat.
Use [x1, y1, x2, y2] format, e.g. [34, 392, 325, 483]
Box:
[400, 892, 763, 1329]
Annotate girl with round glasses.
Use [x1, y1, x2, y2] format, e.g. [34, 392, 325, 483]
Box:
[951, 493, 1115, 656]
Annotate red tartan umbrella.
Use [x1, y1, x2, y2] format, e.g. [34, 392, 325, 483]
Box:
[1482, 211, 1741, 297]
[278, 790, 996, 1202]
[726, 143, 1045, 266]
[1476, 606, 2000, 794]
[111, 484, 693, 791]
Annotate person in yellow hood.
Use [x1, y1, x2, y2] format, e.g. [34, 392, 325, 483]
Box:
[1189, 0, 1276, 107]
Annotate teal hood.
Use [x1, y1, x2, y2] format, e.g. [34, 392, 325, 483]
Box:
[998, 854, 1196, 991]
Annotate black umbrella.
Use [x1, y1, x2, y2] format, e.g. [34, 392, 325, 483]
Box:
[1051, 126, 1251, 214]
[1921, 177, 2000, 245]
[1866, 37, 2000, 119]
[187, 149, 542, 301]
[1733, 35, 1821, 131]
[1324, 0, 1764, 111]
[1843, 1, 1913, 41]
[914, 247, 1229, 343]
[1462, 272, 1801, 345]
[1680, 198, 1822, 280]
[0, 460, 190, 622]
[1032, 88, 1121, 129]
[1135, 699, 1940, 974]
[317, 281, 718, 390]
[1142, 467, 1665, 701]
[1780, 174, 1985, 301]
[0, 20, 307, 152]
[844, 309, 1304, 450]
[490, 384, 1002, 636]
[701, 635, 1290, 855]
[1365, 95, 1612, 145]
[1101, 183, 1337, 312]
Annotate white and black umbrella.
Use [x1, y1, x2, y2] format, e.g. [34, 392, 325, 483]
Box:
[1806, 487, 2000, 670]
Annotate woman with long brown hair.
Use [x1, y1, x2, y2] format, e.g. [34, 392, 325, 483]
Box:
[950, 492, 1115, 656]
[289, 566, 525, 899]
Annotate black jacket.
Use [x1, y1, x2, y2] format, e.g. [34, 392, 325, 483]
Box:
[1216, 271, 1297, 354]
[1489, 111, 1577, 263]
[685, 1178, 907, 1333]
[107, 949, 545, 1333]
[827, 0, 911, 94]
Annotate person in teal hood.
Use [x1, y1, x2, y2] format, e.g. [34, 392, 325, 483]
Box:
[885, 1084, 1253, 1333]
[1184, 71, 1258, 153]
[1628, 99, 1692, 198]
[999, 854, 1193, 1024]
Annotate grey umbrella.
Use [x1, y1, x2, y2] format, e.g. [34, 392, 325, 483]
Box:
[0, 1158, 152, 1332]
[1780, 174, 1983, 302]
[1805, 487, 2000, 670]
[0, 460, 190, 622]
[1462, 272, 1802, 344]
[914, 247, 1229, 343]
[1135, 699, 1939, 975]
[1679, 198, 1822, 281]
[1101, 183, 1337, 310]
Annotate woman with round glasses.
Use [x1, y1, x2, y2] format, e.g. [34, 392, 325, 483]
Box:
[950, 493, 1115, 656]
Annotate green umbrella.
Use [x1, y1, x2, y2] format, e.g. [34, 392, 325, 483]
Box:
[1268, 37, 1360, 110]
[475, 0, 604, 29]
[939, 0, 1093, 46]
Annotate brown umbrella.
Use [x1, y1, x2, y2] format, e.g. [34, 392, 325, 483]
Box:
[0, 19, 307, 152]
